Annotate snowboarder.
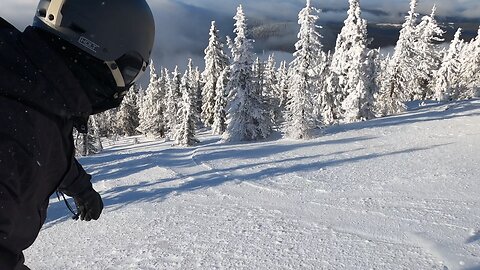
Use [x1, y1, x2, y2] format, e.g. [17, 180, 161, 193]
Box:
[0, 0, 155, 268]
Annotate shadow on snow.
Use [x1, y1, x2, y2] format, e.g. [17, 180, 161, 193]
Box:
[43, 100, 477, 227]
[324, 99, 480, 135]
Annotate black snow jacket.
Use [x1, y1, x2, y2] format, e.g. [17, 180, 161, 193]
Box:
[0, 18, 94, 269]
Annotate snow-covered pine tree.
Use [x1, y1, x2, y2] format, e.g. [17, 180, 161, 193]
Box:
[166, 66, 182, 137]
[75, 117, 102, 156]
[137, 63, 156, 136]
[263, 54, 282, 127]
[174, 60, 199, 146]
[252, 57, 274, 126]
[410, 5, 444, 100]
[226, 36, 234, 58]
[185, 60, 201, 126]
[90, 116, 103, 153]
[286, 0, 325, 139]
[135, 85, 146, 135]
[158, 68, 169, 137]
[328, 0, 368, 123]
[212, 66, 230, 135]
[137, 61, 166, 137]
[376, 0, 419, 116]
[94, 108, 118, 138]
[365, 48, 382, 106]
[223, 5, 273, 142]
[253, 57, 265, 96]
[321, 71, 341, 126]
[187, 58, 202, 127]
[458, 27, 480, 99]
[317, 50, 336, 126]
[342, 49, 380, 122]
[194, 66, 203, 125]
[433, 28, 464, 101]
[201, 21, 229, 127]
[116, 84, 140, 136]
[277, 60, 290, 114]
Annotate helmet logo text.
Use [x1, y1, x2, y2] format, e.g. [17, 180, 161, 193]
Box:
[78, 36, 100, 53]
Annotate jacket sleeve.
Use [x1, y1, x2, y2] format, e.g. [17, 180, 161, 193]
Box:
[58, 157, 93, 197]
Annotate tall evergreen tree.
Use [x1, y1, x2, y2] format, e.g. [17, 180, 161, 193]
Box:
[166, 66, 182, 137]
[194, 66, 203, 125]
[327, 0, 368, 122]
[277, 60, 290, 114]
[317, 51, 336, 126]
[116, 84, 140, 136]
[223, 5, 272, 142]
[75, 117, 102, 156]
[135, 86, 146, 135]
[286, 0, 325, 139]
[263, 54, 281, 126]
[410, 5, 444, 100]
[253, 57, 265, 95]
[201, 21, 229, 127]
[185, 60, 201, 124]
[137, 61, 166, 137]
[376, 0, 419, 116]
[342, 49, 380, 122]
[433, 28, 464, 101]
[95, 108, 119, 138]
[226, 36, 234, 58]
[174, 61, 199, 146]
[458, 27, 480, 99]
[187, 58, 202, 124]
[212, 66, 230, 135]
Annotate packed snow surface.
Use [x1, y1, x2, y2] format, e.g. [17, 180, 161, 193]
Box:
[26, 100, 480, 269]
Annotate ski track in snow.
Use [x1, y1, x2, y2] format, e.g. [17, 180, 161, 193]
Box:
[25, 100, 480, 269]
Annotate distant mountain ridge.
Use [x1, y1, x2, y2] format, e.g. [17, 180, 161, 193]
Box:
[250, 18, 479, 53]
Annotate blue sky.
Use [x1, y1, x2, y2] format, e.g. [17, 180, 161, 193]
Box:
[2, 0, 479, 76]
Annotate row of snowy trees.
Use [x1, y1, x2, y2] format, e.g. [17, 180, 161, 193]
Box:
[376, 1, 480, 115]
[79, 0, 480, 153]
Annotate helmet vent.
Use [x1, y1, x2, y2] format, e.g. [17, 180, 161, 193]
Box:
[69, 23, 86, 34]
[38, 9, 47, 18]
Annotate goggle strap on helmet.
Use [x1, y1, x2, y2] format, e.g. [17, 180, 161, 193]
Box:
[46, 0, 66, 27]
[105, 61, 126, 88]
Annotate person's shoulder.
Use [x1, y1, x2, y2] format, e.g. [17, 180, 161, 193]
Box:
[0, 18, 21, 44]
[0, 18, 17, 31]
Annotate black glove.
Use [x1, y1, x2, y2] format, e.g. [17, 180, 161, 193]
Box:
[73, 187, 104, 221]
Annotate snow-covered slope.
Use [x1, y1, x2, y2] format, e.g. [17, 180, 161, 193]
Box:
[26, 100, 480, 270]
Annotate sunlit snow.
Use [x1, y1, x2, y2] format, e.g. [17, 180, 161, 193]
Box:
[25, 100, 480, 269]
